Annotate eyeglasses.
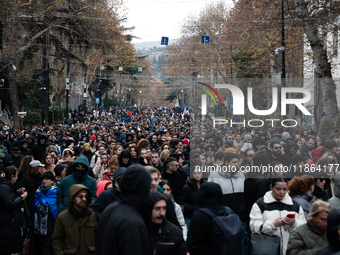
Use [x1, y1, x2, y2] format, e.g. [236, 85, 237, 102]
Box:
[76, 194, 88, 200]
[318, 178, 326, 182]
[171, 163, 178, 167]
[274, 147, 281, 150]
[247, 154, 253, 157]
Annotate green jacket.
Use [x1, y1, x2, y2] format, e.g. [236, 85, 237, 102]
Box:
[287, 221, 328, 255]
[52, 184, 97, 255]
[57, 156, 97, 213]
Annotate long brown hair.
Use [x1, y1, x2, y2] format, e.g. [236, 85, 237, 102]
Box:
[288, 175, 314, 197]
[18, 155, 34, 174]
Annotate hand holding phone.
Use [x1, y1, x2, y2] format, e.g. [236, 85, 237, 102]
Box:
[286, 213, 295, 219]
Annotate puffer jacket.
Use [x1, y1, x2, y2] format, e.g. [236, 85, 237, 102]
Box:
[250, 191, 306, 255]
[57, 156, 97, 213]
[287, 221, 328, 255]
[52, 184, 97, 255]
[328, 172, 340, 209]
[0, 177, 23, 254]
[292, 193, 316, 217]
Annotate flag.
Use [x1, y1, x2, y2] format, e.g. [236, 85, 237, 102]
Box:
[151, 117, 155, 123]
[151, 122, 155, 132]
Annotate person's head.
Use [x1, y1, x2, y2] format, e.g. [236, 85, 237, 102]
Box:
[42, 153, 53, 166]
[0, 166, 18, 184]
[243, 148, 255, 164]
[270, 177, 289, 200]
[151, 151, 160, 166]
[307, 200, 332, 231]
[323, 139, 337, 153]
[71, 156, 89, 181]
[39, 135, 46, 145]
[145, 166, 161, 191]
[164, 157, 178, 173]
[54, 164, 66, 178]
[146, 191, 167, 225]
[151, 134, 157, 144]
[306, 136, 315, 150]
[225, 134, 234, 145]
[12, 147, 21, 158]
[191, 166, 204, 183]
[314, 173, 328, 190]
[161, 142, 170, 151]
[19, 155, 34, 174]
[98, 144, 107, 155]
[160, 149, 170, 162]
[270, 141, 282, 158]
[223, 153, 240, 172]
[28, 160, 45, 175]
[109, 155, 119, 174]
[70, 185, 91, 212]
[269, 161, 285, 177]
[161, 179, 173, 196]
[140, 148, 148, 159]
[214, 151, 226, 166]
[63, 149, 72, 158]
[146, 148, 152, 159]
[83, 143, 91, 152]
[129, 145, 137, 158]
[199, 154, 207, 165]
[100, 153, 109, 164]
[317, 157, 336, 177]
[40, 171, 55, 188]
[288, 175, 314, 197]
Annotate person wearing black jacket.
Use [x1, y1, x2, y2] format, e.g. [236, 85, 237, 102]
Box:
[19, 139, 31, 156]
[5, 132, 19, 153]
[187, 182, 225, 255]
[0, 166, 28, 255]
[143, 191, 188, 255]
[119, 149, 133, 167]
[30, 135, 49, 162]
[90, 167, 127, 221]
[97, 164, 151, 255]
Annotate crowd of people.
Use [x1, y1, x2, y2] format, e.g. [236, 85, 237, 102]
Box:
[0, 106, 340, 255]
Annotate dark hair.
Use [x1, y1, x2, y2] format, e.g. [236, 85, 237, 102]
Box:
[164, 157, 177, 169]
[160, 179, 173, 191]
[252, 151, 269, 167]
[324, 140, 337, 150]
[321, 146, 330, 156]
[42, 153, 53, 165]
[223, 152, 240, 163]
[270, 140, 281, 148]
[271, 177, 288, 187]
[214, 151, 226, 161]
[72, 146, 81, 157]
[0, 166, 18, 181]
[54, 164, 66, 177]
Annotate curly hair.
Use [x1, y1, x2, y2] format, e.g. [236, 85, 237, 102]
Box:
[136, 138, 150, 155]
[288, 175, 314, 197]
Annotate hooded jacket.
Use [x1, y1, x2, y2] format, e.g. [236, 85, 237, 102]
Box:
[119, 149, 132, 167]
[250, 191, 307, 255]
[144, 192, 188, 255]
[30, 135, 49, 162]
[187, 182, 225, 255]
[57, 156, 96, 213]
[56, 148, 74, 165]
[314, 208, 340, 255]
[96, 164, 151, 255]
[286, 140, 298, 157]
[328, 172, 340, 209]
[292, 193, 316, 217]
[90, 167, 127, 221]
[5, 132, 19, 153]
[0, 177, 23, 254]
[307, 146, 323, 166]
[52, 184, 97, 255]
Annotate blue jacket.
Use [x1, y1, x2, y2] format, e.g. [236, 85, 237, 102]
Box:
[57, 155, 97, 213]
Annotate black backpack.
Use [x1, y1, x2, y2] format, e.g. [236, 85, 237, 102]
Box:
[199, 206, 243, 255]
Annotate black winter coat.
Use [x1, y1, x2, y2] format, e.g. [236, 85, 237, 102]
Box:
[0, 177, 23, 254]
[243, 176, 270, 222]
[82, 150, 94, 165]
[178, 181, 201, 218]
[21, 174, 42, 219]
[90, 187, 119, 222]
[146, 218, 188, 255]
[30, 143, 49, 162]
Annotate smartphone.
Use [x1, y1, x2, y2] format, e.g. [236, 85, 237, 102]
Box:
[286, 213, 295, 219]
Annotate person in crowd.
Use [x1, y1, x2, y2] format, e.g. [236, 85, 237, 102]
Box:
[328, 171, 340, 209]
[160, 149, 171, 162]
[178, 166, 205, 228]
[119, 149, 133, 168]
[90, 166, 126, 221]
[3, 146, 24, 189]
[96, 164, 151, 255]
[0, 166, 27, 255]
[187, 182, 226, 255]
[56, 148, 73, 165]
[287, 200, 331, 255]
[57, 155, 96, 213]
[267, 140, 291, 166]
[81, 143, 94, 165]
[161, 157, 186, 202]
[143, 191, 188, 254]
[161, 180, 187, 240]
[42, 153, 56, 173]
[21, 160, 44, 220]
[113, 144, 123, 158]
[54, 164, 66, 186]
[29, 171, 58, 255]
[95, 180, 112, 197]
[89, 144, 106, 168]
[298, 136, 316, 163]
[102, 155, 119, 181]
[92, 152, 110, 182]
[52, 184, 96, 255]
[5, 131, 19, 153]
[31, 135, 49, 162]
[288, 175, 316, 217]
[19, 139, 31, 156]
[151, 151, 164, 172]
[129, 145, 139, 164]
[250, 178, 306, 255]
[314, 208, 340, 255]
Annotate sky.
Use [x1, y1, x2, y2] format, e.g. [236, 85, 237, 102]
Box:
[124, 0, 233, 44]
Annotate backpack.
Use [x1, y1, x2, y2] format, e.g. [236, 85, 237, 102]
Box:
[199, 206, 243, 255]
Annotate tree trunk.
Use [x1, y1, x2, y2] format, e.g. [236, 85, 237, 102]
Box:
[293, 0, 339, 118]
[7, 65, 20, 129]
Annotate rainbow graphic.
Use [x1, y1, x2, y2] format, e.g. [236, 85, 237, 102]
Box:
[197, 82, 223, 106]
